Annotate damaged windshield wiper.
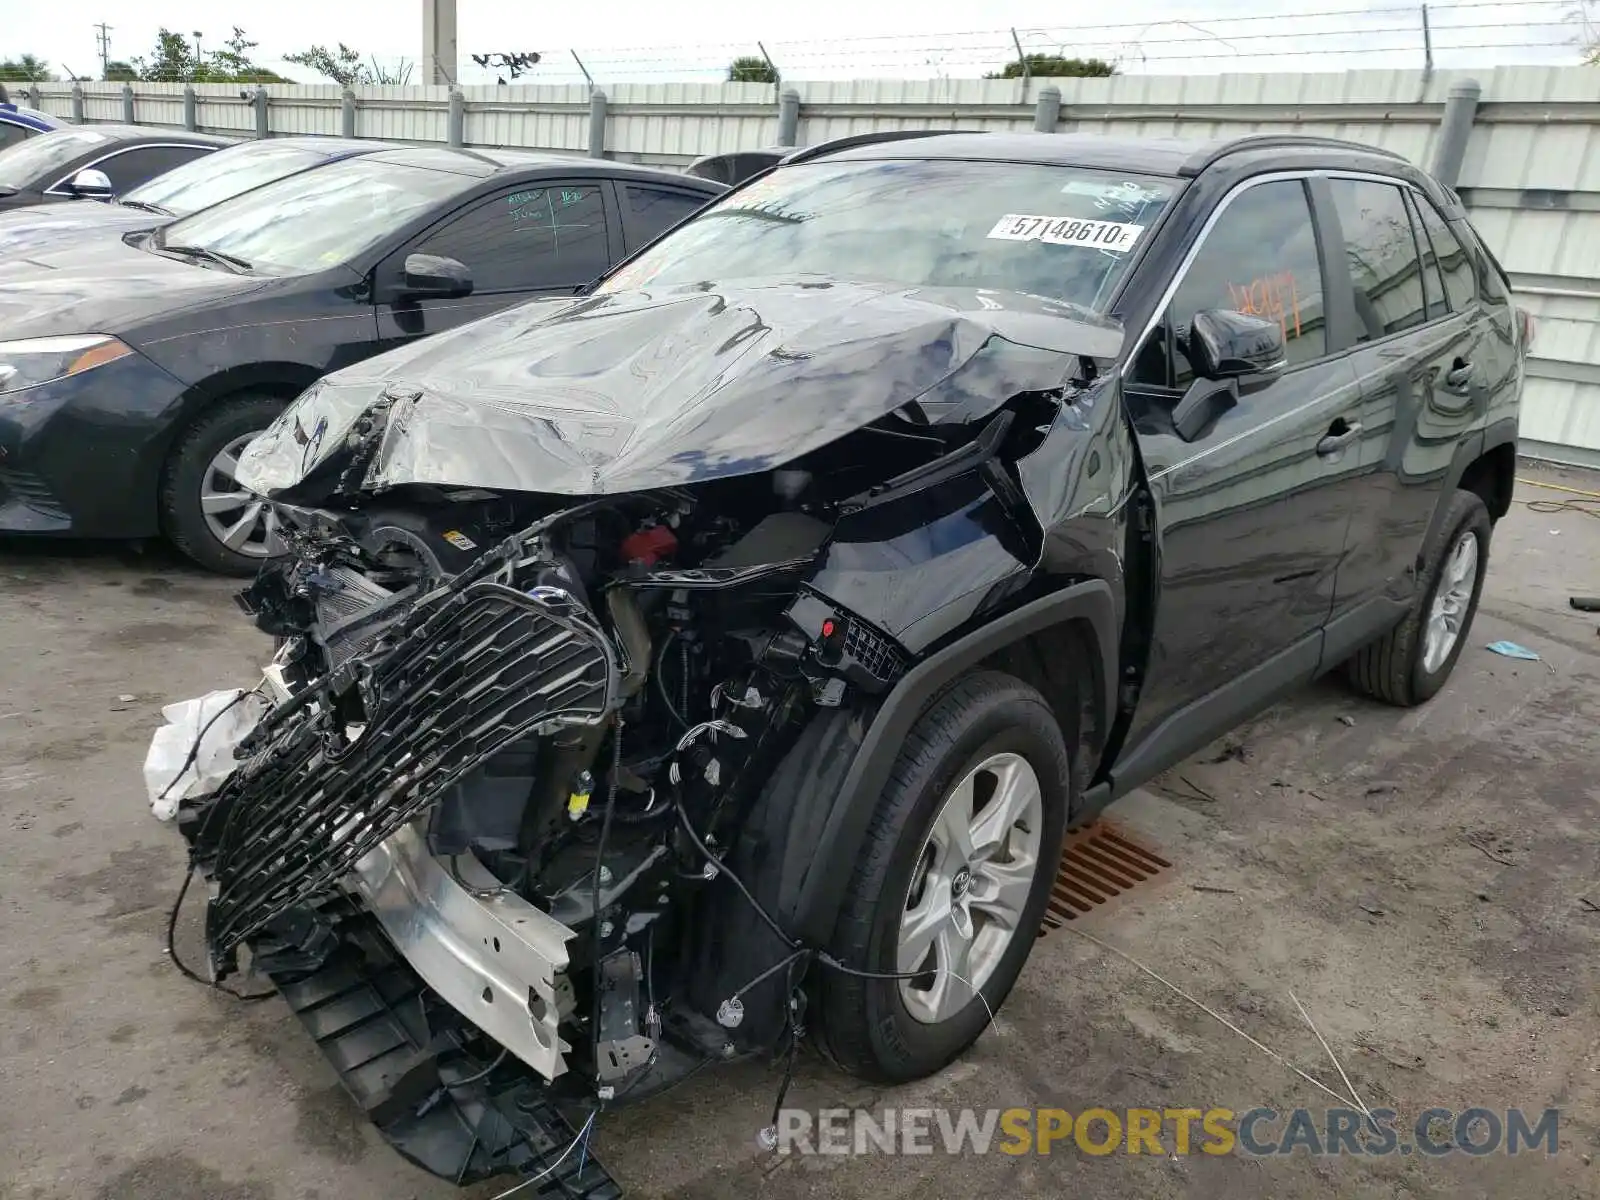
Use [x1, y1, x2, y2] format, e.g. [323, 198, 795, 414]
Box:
[161, 242, 253, 273]
[119, 198, 173, 216]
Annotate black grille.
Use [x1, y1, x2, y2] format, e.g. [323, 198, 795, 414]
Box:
[205, 582, 616, 961]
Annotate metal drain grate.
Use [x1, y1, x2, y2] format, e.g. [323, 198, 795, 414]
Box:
[1038, 822, 1172, 934]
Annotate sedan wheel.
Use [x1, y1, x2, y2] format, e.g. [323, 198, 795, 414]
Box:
[898, 752, 1043, 1024]
[160, 393, 287, 575]
[200, 433, 282, 560]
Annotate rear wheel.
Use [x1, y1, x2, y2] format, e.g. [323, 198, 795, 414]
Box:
[815, 671, 1070, 1083]
[160, 394, 286, 575]
[1346, 488, 1491, 706]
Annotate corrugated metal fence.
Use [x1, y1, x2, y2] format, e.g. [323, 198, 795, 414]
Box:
[26, 68, 1600, 465]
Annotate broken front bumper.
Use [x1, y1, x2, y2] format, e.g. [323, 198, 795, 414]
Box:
[267, 898, 618, 1195]
[198, 580, 618, 969]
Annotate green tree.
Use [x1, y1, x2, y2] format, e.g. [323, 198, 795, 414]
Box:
[208, 27, 292, 82]
[727, 55, 777, 83]
[986, 54, 1117, 79]
[285, 42, 412, 85]
[0, 54, 57, 82]
[132, 29, 198, 81]
[104, 60, 139, 81]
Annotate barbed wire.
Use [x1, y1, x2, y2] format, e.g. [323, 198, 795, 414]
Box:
[21, 0, 1591, 86]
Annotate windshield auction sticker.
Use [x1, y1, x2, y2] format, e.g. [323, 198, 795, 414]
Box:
[986, 214, 1144, 252]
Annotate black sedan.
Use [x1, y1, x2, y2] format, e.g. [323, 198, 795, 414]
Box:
[0, 135, 400, 258]
[0, 125, 234, 210]
[0, 146, 724, 572]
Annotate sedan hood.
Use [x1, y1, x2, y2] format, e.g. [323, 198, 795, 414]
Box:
[239, 279, 1122, 499]
[0, 202, 165, 258]
[0, 237, 267, 339]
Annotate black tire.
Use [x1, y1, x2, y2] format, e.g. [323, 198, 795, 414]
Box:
[1346, 488, 1491, 706]
[815, 670, 1070, 1083]
[159, 393, 286, 576]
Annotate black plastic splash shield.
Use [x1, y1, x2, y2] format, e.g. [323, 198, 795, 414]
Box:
[264, 903, 622, 1195]
[205, 581, 617, 962]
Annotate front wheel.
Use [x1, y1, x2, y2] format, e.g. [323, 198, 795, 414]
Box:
[815, 671, 1070, 1083]
[160, 394, 286, 575]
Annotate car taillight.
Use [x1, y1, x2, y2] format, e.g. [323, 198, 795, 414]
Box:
[1517, 308, 1536, 353]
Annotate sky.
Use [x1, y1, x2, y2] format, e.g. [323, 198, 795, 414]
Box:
[3, 0, 1592, 86]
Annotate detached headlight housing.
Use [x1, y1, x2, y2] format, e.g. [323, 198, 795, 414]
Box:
[0, 334, 133, 395]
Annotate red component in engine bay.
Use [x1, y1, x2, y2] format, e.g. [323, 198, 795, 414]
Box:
[620, 523, 678, 566]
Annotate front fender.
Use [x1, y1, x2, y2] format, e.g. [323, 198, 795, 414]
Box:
[777, 577, 1120, 948]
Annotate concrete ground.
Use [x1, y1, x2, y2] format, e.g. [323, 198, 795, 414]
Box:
[2, 461, 1598, 1200]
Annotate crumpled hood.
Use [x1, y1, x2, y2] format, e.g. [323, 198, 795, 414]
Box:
[0, 238, 266, 339]
[0, 203, 163, 258]
[238, 278, 1123, 499]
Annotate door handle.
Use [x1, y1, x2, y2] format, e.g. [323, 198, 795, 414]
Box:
[1444, 360, 1473, 391]
[1316, 421, 1362, 456]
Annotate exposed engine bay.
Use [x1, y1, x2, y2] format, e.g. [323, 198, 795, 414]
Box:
[155, 279, 1135, 1188]
[177, 410, 1045, 1100]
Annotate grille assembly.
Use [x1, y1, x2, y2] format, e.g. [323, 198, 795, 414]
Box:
[202, 581, 618, 967]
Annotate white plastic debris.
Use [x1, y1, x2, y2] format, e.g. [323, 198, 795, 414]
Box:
[142, 688, 266, 821]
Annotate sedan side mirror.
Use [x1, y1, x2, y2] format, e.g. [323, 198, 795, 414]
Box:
[67, 168, 114, 201]
[402, 253, 473, 299]
[1168, 310, 1288, 443]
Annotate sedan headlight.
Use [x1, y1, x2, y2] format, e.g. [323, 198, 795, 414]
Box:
[0, 334, 133, 395]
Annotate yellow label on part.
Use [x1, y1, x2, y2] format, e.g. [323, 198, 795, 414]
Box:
[567, 790, 592, 817]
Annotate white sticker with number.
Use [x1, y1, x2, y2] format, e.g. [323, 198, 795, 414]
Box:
[986, 214, 1145, 253]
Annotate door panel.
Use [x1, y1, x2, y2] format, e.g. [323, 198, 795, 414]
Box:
[1121, 176, 1365, 747]
[374, 181, 615, 352]
[1333, 180, 1485, 613]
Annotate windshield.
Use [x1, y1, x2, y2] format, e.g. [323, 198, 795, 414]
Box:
[155, 157, 472, 275]
[600, 159, 1178, 310]
[0, 127, 112, 189]
[123, 142, 328, 217]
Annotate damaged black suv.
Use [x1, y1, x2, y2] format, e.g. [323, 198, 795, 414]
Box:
[168, 131, 1524, 1189]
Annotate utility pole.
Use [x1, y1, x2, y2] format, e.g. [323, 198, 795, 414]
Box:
[94, 22, 112, 78]
[422, 0, 458, 85]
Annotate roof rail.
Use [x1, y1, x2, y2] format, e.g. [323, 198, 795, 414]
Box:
[1178, 134, 1407, 177]
[781, 128, 977, 167]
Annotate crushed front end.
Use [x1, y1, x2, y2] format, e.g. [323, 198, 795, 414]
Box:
[157, 280, 1133, 1190]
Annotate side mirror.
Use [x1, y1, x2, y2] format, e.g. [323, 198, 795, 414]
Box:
[1168, 310, 1287, 443]
[67, 168, 114, 200]
[1187, 308, 1286, 381]
[401, 252, 473, 299]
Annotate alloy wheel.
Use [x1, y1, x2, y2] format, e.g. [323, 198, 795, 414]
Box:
[897, 751, 1044, 1025]
[1422, 529, 1479, 674]
[200, 432, 280, 559]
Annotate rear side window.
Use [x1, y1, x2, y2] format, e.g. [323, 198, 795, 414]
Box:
[415, 183, 610, 293]
[1411, 195, 1475, 313]
[1402, 191, 1448, 320]
[1327, 179, 1427, 340]
[1162, 179, 1328, 388]
[0, 123, 27, 151]
[624, 185, 706, 245]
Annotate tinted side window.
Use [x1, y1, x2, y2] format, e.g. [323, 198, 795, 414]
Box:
[0, 123, 27, 151]
[625, 186, 706, 244]
[416, 183, 609, 293]
[1411, 195, 1474, 313]
[1328, 179, 1427, 340]
[94, 145, 212, 193]
[1402, 191, 1448, 321]
[1164, 180, 1327, 388]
